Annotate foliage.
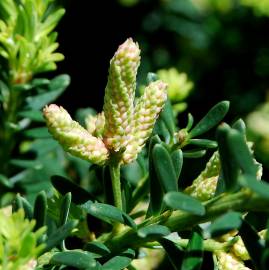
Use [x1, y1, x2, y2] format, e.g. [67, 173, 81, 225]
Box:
[1, 1, 269, 270]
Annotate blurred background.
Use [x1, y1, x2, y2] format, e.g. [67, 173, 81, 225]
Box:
[55, 0, 269, 174]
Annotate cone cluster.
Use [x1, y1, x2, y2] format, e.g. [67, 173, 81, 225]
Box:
[43, 39, 167, 165]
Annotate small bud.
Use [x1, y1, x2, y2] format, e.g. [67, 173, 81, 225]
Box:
[122, 80, 167, 163]
[103, 38, 141, 151]
[185, 151, 220, 200]
[232, 238, 250, 261]
[43, 104, 109, 165]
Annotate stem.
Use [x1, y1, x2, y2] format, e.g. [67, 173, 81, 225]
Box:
[104, 189, 269, 254]
[109, 162, 122, 211]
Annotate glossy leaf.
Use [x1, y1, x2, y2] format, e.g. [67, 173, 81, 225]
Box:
[181, 229, 203, 270]
[171, 149, 183, 180]
[81, 201, 136, 229]
[102, 249, 135, 270]
[51, 175, 95, 204]
[138, 225, 171, 239]
[189, 101, 229, 138]
[183, 149, 206, 159]
[148, 135, 164, 216]
[164, 192, 205, 216]
[160, 100, 176, 136]
[216, 124, 240, 192]
[50, 250, 96, 269]
[153, 143, 178, 192]
[232, 118, 246, 134]
[19, 110, 45, 122]
[209, 212, 242, 237]
[188, 139, 217, 149]
[228, 129, 257, 176]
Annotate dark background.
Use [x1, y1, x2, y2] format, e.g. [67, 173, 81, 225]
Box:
[56, 0, 269, 122]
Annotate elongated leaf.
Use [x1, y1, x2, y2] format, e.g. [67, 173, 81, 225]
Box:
[19, 110, 45, 122]
[59, 193, 71, 226]
[239, 220, 264, 268]
[238, 175, 269, 199]
[81, 201, 136, 229]
[188, 139, 217, 149]
[159, 238, 184, 270]
[26, 74, 70, 110]
[171, 149, 183, 180]
[102, 249, 135, 270]
[189, 101, 229, 138]
[44, 220, 78, 253]
[181, 229, 203, 270]
[50, 250, 96, 269]
[33, 191, 47, 231]
[209, 212, 242, 237]
[51, 175, 95, 204]
[228, 129, 257, 176]
[23, 127, 50, 138]
[232, 118, 246, 134]
[85, 242, 110, 257]
[183, 149, 206, 159]
[186, 113, 194, 131]
[153, 144, 178, 192]
[18, 195, 33, 219]
[138, 225, 171, 239]
[160, 100, 176, 136]
[164, 192, 205, 216]
[216, 124, 240, 192]
[148, 135, 163, 216]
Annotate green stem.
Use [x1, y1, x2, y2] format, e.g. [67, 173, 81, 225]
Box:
[109, 162, 122, 211]
[104, 189, 269, 254]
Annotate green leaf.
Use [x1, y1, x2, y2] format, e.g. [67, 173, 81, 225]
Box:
[19, 110, 45, 122]
[183, 149, 206, 159]
[85, 242, 110, 258]
[181, 229, 203, 270]
[189, 101, 229, 138]
[209, 212, 242, 237]
[59, 192, 71, 226]
[171, 149, 183, 180]
[228, 129, 257, 176]
[148, 135, 164, 216]
[17, 195, 33, 219]
[159, 238, 184, 270]
[44, 220, 78, 253]
[102, 249, 135, 270]
[33, 191, 47, 231]
[81, 201, 136, 229]
[147, 72, 158, 83]
[51, 175, 95, 204]
[23, 127, 50, 138]
[153, 144, 178, 192]
[160, 100, 176, 136]
[138, 225, 171, 239]
[232, 118, 246, 134]
[26, 74, 70, 110]
[153, 119, 171, 143]
[238, 175, 269, 199]
[216, 124, 240, 192]
[18, 233, 35, 258]
[164, 192, 205, 216]
[188, 139, 217, 149]
[186, 113, 194, 131]
[50, 250, 96, 269]
[239, 220, 264, 269]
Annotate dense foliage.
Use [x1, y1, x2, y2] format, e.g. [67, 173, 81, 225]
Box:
[1, 1, 269, 270]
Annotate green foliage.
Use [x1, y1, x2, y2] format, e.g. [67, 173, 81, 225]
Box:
[0, 1, 269, 270]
